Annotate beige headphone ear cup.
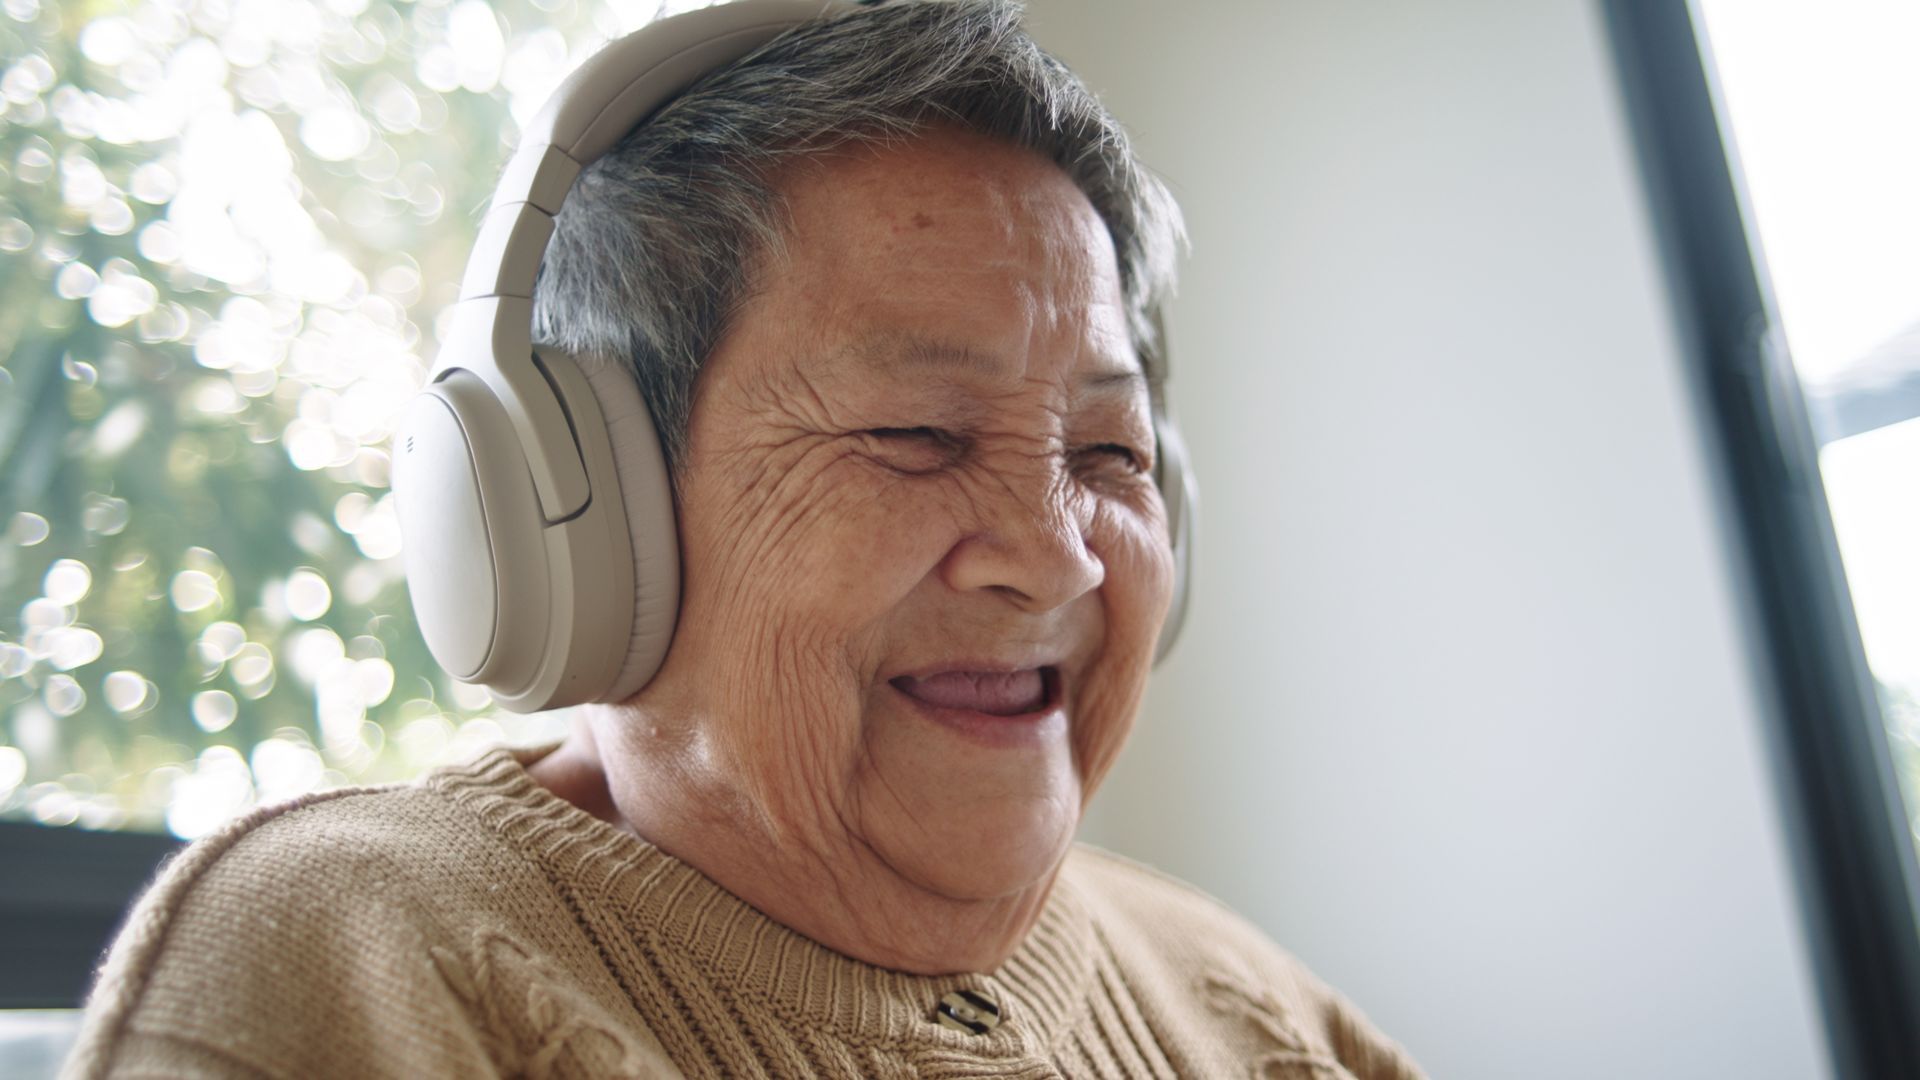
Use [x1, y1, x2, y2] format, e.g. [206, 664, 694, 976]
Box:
[398, 1, 842, 711]
[393, 350, 637, 711]
[574, 352, 681, 701]
[1153, 412, 1196, 665]
[393, 372, 554, 694]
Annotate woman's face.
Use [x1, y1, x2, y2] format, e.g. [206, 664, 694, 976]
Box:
[619, 128, 1174, 904]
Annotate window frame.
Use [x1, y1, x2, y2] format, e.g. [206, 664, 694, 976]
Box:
[0, 822, 180, 1008]
[1600, 3, 1920, 1076]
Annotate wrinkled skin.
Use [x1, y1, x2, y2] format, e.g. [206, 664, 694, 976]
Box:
[530, 128, 1175, 974]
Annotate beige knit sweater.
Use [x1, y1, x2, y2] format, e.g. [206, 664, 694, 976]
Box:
[63, 744, 1424, 1079]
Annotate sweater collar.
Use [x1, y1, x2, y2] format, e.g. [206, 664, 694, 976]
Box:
[428, 743, 1102, 1058]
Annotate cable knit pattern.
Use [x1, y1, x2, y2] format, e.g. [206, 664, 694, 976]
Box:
[63, 744, 1426, 1079]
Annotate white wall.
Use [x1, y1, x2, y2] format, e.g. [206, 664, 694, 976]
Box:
[1027, 2, 1832, 1077]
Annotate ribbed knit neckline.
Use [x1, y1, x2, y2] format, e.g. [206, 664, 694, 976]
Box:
[426, 743, 1102, 1061]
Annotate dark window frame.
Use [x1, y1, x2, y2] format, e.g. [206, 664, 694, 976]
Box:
[1600, 3, 1920, 1077]
[0, 822, 180, 1008]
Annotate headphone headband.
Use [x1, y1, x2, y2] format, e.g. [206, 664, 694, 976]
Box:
[459, 1, 842, 306]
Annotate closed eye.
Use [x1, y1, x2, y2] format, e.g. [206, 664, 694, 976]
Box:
[1080, 442, 1148, 474]
[860, 426, 966, 474]
[869, 426, 947, 442]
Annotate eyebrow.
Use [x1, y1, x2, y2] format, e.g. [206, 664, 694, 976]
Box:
[842, 333, 1146, 393]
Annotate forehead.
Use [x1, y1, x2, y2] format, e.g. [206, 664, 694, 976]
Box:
[751, 128, 1138, 388]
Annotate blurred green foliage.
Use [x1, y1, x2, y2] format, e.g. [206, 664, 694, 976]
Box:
[0, 0, 683, 835]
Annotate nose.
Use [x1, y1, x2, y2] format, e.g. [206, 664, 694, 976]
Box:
[939, 469, 1105, 612]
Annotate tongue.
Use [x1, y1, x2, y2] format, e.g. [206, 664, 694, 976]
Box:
[893, 669, 1046, 716]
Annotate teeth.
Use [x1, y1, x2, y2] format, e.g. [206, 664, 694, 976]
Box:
[892, 669, 1047, 716]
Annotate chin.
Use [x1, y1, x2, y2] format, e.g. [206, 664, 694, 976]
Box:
[878, 794, 1080, 902]
[851, 681, 1089, 900]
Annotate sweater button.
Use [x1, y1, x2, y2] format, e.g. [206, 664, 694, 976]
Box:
[934, 989, 1001, 1034]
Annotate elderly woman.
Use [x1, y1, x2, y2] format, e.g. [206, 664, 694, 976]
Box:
[66, 2, 1423, 1077]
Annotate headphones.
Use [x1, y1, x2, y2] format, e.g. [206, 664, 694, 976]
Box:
[391, 0, 1196, 713]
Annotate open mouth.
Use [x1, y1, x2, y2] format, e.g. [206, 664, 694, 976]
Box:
[889, 666, 1058, 717]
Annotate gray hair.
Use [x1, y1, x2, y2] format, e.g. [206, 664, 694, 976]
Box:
[531, 0, 1185, 474]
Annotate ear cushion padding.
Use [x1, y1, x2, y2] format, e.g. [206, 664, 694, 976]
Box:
[1152, 414, 1196, 664]
[576, 351, 682, 701]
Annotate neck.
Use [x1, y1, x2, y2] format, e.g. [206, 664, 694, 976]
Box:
[526, 711, 1056, 975]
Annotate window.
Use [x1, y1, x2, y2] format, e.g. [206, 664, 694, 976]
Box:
[0, 0, 746, 836]
[1693, 0, 1920, 843]
[1604, 2, 1920, 1076]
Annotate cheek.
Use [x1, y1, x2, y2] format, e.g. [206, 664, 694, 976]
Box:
[697, 462, 990, 823]
[784, 468, 966, 626]
[681, 449, 964, 671]
[1093, 494, 1177, 640]
[664, 455, 944, 831]
[1072, 498, 1176, 788]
